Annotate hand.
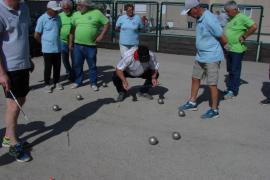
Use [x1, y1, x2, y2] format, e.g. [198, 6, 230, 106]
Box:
[30, 60, 35, 73]
[239, 36, 246, 43]
[95, 35, 104, 43]
[0, 73, 10, 92]
[69, 44, 73, 51]
[152, 78, 158, 87]
[223, 44, 229, 51]
[122, 80, 129, 91]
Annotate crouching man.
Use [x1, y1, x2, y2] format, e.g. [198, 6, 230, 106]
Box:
[112, 45, 159, 102]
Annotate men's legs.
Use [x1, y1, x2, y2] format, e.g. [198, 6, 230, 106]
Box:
[43, 53, 53, 85]
[112, 71, 126, 93]
[72, 44, 85, 86]
[200, 62, 220, 119]
[52, 53, 61, 85]
[179, 61, 202, 111]
[226, 51, 243, 97]
[112, 71, 129, 101]
[140, 70, 159, 93]
[5, 97, 25, 145]
[61, 41, 72, 78]
[3, 70, 31, 162]
[84, 46, 98, 87]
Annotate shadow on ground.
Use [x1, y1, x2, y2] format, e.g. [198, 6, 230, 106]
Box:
[0, 98, 115, 166]
[30, 65, 115, 90]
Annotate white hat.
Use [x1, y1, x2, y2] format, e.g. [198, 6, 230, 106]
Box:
[181, 0, 200, 15]
[47, 1, 62, 11]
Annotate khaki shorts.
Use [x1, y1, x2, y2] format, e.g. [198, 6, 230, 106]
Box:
[192, 61, 220, 85]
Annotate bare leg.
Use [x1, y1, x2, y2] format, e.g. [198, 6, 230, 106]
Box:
[209, 85, 218, 109]
[190, 77, 201, 102]
[4, 97, 26, 145]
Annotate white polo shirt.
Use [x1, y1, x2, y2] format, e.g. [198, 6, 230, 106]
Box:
[117, 47, 159, 77]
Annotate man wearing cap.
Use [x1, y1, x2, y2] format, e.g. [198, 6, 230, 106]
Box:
[59, 0, 74, 81]
[112, 45, 159, 102]
[178, 0, 227, 119]
[69, 0, 110, 91]
[34, 1, 63, 93]
[223, 1, 257, 99]
[0, 0, 34, 162]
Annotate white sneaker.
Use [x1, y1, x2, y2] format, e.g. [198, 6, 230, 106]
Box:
[44, 85, 52, 93]
[55, 83, 64, 90]
[71, 83, 79, 89]
[91, 85, 99, 91]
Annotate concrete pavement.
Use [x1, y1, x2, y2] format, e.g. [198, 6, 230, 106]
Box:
[0, 48, 269, 180]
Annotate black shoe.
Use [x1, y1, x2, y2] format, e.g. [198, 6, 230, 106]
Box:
[137, 92, 153, 100]
[260, 98, 270, 105]
[116, 92, 126, 102]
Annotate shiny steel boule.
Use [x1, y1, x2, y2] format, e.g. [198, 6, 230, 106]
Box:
[148, 136, 159, 145]
[172, 132, 181, 140]
[178, 109, 185, 117]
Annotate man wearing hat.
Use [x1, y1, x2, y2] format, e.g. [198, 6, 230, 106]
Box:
[69, 0, 110, 91]
[112, 45, 159, 102]
[34, 1, 63, 93]
[178, 0, 227, 119]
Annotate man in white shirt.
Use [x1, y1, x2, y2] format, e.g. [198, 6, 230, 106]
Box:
[112, 45, 159, 102]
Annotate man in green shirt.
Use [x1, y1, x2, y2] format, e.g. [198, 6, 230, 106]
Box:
[69, 0, 109, 91]
[224, 1, 257, 99]
[59, 0, 74, 81]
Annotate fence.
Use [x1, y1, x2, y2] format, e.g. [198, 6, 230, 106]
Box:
[26, 0, 269, 63]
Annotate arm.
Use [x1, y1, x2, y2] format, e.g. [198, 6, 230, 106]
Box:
[96, 22, 110, 43]
[0, 54, 10, 92]
[240, 23, 257, 42]
[116, 68, 129, 90]
[69, 26, 75, 50]
[34, 32, 41, 43]
[151, 69, 158, 87]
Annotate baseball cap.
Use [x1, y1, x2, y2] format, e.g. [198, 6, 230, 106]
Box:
[47, 1, 61, 11]
[181, 0, 200, 15]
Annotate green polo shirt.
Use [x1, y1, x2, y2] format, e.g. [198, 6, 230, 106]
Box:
[72, 9, 109, 46]
[225, 13, 255, 53]
[59, 11, 73, 43]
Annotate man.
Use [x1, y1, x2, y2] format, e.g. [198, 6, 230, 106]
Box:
[34, 1, 63, 93]
[69, 0, 109, 91]
[223, 1, 257, 99]
[178, 0, 227, 119]
[59, 0, 74, 81]
[112, 45, 159, 102]
[0, 0, 34, 162]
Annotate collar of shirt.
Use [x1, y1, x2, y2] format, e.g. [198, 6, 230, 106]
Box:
[45, 12, 57, 20]
[197, 10, 208, 23]
[125, 14, 135, 20]
[133, 50, 139, 60]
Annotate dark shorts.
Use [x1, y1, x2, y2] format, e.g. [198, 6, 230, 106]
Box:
[5, 69, 30, 99]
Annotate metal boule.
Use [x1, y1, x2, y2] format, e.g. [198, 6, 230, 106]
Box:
[172, 132, 181, 140]
[148, 136, 159, 145]
[52, 105, 61, 111]
[178, 109, 185, 117]
[157, 98, 164, 104]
